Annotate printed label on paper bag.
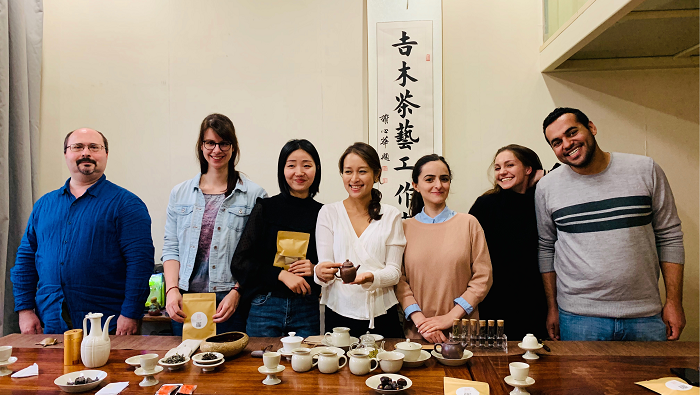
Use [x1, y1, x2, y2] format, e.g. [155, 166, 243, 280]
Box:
[456, 387, 480, 395]
[666, 380, 693, 391]
[191, 312, 207, 329]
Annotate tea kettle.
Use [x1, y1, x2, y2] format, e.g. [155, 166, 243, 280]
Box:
[80, 312, 114, 368]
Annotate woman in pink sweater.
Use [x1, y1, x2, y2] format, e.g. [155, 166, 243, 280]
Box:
[396, 154, 493, 343]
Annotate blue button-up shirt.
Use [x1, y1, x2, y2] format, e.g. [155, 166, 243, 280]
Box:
[11, 175, 155, 334]
[162, 174, 267, 292]
[405, 206, 474, 320]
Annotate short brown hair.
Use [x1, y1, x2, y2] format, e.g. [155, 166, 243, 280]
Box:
[63, 129, 109, 153]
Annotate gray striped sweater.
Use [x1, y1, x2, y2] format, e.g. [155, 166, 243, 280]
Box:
[535, 152, 684, 319]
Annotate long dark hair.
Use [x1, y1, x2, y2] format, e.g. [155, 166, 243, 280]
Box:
[338, 142, 383, 222]
[277, 139, 322, 198]
[409, 154, 453, 217]
[196, 113, 240, 196]
[483, 144, 543, 196]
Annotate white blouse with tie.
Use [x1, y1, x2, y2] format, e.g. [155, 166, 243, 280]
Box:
[314, 201, 406, 328]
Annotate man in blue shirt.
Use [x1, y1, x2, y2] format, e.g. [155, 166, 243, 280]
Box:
[11, 128, 154, 335]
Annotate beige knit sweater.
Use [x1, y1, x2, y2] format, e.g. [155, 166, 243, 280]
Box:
[397, 213, 493, 339]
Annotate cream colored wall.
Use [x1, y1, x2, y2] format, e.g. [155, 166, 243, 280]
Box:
[39, 0, 697, 340]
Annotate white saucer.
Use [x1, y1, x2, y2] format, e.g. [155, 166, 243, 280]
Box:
[134, 365, 163, 376]
[403, 349, 431, 368]
[258, 365, 285, 374]
[0, 356, 17, 367]
[135, 365, 163, 387]
[124, 355, 141, 367]
[0, 356, 16, 377]
[504, 375, 535, 394]
[322, 336, 359, 348]
[517, 343, 543, 360]
[258, 365, 285, 385]
[431, 349, 473, 366]
[309, 346, 345, 357]
[193, 359, 224, 372]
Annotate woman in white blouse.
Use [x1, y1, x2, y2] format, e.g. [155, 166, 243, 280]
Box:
[314, 142, 406, 338]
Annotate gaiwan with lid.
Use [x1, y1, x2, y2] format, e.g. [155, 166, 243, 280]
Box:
[281, 332, 303, 353]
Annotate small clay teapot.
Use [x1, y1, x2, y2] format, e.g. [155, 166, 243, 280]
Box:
[335, 259, 361, 283]
[434, 340, 464, 359]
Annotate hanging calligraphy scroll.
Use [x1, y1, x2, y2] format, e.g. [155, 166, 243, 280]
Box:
[368, 2, 442, 219]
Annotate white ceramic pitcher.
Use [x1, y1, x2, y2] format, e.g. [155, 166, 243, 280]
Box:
[80, 312, 114, 368]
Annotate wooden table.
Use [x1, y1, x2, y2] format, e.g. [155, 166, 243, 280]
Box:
[0, 335, 696, 394]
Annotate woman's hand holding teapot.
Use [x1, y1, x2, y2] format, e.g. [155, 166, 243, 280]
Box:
[315, 261, 342, 283]
[349, 272, 374, 285]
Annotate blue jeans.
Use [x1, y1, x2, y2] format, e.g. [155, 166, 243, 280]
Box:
[246, 293, 320, 337]
[171, 292, 249, 336]
[558, 308, 666, 341]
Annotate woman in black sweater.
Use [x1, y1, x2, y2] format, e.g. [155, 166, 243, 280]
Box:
[231, 139, 323, 337]
[469, 144, 548, 341]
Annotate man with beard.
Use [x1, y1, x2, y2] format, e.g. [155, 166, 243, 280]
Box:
[11, 128, 154, 335]
[535, 108, 685, 341]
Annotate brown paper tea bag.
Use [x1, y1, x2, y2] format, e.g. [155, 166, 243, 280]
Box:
[636, 377, 698, 395]
[273, 231, 310, 270]
[182, 293, 216, 340]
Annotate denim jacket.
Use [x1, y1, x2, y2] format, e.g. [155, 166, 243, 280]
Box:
[162, 173, 267, 292]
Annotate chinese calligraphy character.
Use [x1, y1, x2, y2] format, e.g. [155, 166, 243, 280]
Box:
[392, 31, 418, 56]
[381, 153, 390, 161]
[395, 119, 419, 149]
[393, 156, 414, 171]
[379, 114, 389, 124]
[394, 89, 420, 118]
[394, 182, 414, 208]
[380, 136, 389, 147]
[401, 211, 410, 220]
[381, 128, 388, 134]
[396, 61, 418, 87]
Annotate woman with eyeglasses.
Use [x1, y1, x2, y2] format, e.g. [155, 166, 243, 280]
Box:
[162, 113, 267, 335]
[231, 139, 323, 337]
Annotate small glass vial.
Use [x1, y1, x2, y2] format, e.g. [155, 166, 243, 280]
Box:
[470, 319, 478, 348]
[487, 320, 496, 348]
[496, 320, 507, 351]
[450, 318, 461, 341]
[478, 320, 487, 348]
[461, 318, 469, 348]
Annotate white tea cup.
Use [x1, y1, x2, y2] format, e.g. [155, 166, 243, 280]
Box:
[509, 362, 529, 381]
[377, 351, 404, 373]
[263, 351, 281, 369]
[324, 327, 351, 347]
[522, 333, 539, 348]
[139, 353, 159, 373]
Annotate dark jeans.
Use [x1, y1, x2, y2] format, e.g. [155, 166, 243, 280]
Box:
[246, 293, 320, 337]
[325, 306, 403, 339]
[171, 291, 249, 336]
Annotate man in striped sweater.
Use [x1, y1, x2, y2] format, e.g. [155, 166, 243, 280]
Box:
[535, 107, 685, 341]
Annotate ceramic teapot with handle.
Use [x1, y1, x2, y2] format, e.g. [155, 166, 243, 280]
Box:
[434, 339, 464, 359]
[81, 312, 114, 368]
[335, 259, 361, 283]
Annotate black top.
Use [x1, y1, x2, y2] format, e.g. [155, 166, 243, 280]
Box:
[231, 193, 323, 300]
[469, 187, 548, 340]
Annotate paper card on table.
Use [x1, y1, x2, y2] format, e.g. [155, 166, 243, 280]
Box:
[636, 377, 699, 395]
[95, 382, 129, 395]
[11, 363, 38, 378]
[444, 377, 489, 395]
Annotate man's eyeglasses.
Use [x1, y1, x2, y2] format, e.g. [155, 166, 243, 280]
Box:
[203, 140, 232, 151]
[65, 143, 105, 153]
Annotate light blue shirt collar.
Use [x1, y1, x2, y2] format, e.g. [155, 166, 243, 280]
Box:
[414, 206, 456, 224]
